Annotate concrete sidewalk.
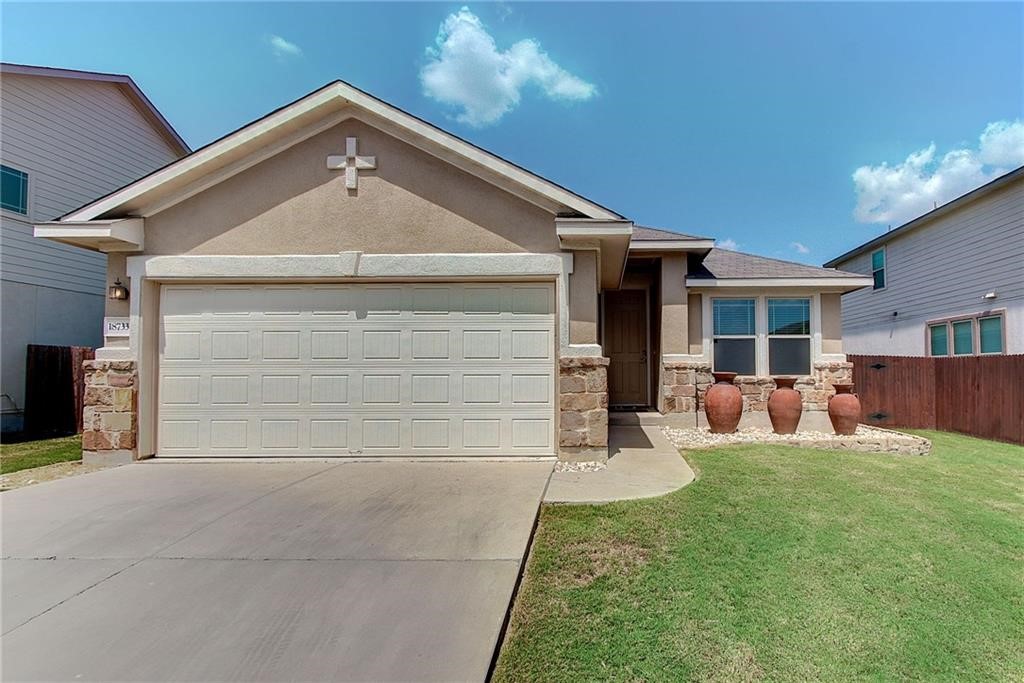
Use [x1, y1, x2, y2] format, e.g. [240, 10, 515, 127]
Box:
[1, 459, 552, 682]
[545, 425, 695, 504]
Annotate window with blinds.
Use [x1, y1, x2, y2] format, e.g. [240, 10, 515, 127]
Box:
[952, 320, 973, 355]
[713, 299, 755, 375]
[929, 324, 948, 356]
[768, 298, 810, 375]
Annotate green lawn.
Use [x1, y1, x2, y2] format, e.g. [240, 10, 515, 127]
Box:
[495, 431, 1024, 682]
[0, 435, 82, 474]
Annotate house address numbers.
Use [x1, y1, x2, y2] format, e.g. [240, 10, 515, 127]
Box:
[104, 317, 131, 337]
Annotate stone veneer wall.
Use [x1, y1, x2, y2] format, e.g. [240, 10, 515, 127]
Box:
[558, 356, 609, 461]
[662, 360, 855, 413]
[82, 360, 138, 464]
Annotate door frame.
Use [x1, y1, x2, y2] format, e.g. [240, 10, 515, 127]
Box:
[601, 285, 652, 409]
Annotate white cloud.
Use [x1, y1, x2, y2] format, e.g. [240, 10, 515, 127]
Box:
[268, 35, 302, 59]
[420, 7, 597, 127]
[979, 120, 1024, 166]
[790, 241, 810, 254]
[717, 238, 739, 251]
[853, 120, 1024, 225]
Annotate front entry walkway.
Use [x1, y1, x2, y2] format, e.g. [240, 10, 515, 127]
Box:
[545, 424, 695, 504]
[1, 460, 552, 682]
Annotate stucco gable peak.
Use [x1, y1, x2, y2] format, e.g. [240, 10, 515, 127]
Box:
[58, 79, 623, 223]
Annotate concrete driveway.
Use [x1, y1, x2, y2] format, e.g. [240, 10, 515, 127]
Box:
[1, 459, 552, 682]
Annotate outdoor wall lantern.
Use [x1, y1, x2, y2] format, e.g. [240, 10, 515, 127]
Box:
[108, 278, 129, 301]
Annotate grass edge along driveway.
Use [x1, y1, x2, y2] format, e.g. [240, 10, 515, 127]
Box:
[494, 431, 1023, 682]
[1, 435, 82, 474]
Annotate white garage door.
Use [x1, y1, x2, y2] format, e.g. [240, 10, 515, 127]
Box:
[157, 283, 556, 457]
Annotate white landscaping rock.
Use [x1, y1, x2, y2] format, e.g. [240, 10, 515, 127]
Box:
[663, 424, 931, 455]
[554, 460, 608, 473]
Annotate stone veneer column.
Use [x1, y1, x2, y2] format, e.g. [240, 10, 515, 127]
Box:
[662, 360, 713, 413]
[82, 360, 138, 464]
[558, 356, 609, 462]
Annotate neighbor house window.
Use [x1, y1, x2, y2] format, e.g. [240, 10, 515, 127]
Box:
[871, 248, 886, 290]
[952, 320, 973, 355]
[979, 315, 1004, 354]
[767, 298, 811, 375]
[713, 298, 756, 375]
[928, 324, 948, 356]
[1, 165, 29, 215]
[927, 313, 1006, 356]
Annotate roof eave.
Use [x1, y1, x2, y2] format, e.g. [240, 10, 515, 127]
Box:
[686, 276, 873, 292]
[629, 239, 715, 253]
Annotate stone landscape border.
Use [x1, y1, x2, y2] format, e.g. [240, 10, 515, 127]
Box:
[663, 424, 931, 456]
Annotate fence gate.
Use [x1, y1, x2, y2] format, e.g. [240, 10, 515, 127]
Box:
[23, 344, 95, 437]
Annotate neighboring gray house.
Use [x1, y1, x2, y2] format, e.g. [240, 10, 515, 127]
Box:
[825, 166, 1023, 358]
[1, 63, 188, 431]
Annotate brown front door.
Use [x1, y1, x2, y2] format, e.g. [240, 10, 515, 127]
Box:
[605, 289, 648, 407]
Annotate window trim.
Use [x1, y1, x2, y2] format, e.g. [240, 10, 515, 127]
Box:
[766, 297, 812, 375]
[709, 294, 818, 376]
[712, 297, 757, 375]
[951, 319, 974, 356]
[978, 314, 1006, 355]
[925, 310, 1006, 357]
[927, 323, 949, 357]
[870, 247, 886, 291]
[0, 164, 31, 220]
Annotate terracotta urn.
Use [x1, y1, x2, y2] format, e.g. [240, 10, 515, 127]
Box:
[828, 384, 861, 436]
[704, 372, 743, 434]
[767, 376, 803, 434]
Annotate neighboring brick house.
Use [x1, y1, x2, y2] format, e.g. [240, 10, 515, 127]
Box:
[0, 63, 188, 432]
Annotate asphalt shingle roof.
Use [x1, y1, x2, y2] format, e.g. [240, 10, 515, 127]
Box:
[631, 225, 711, 241]
[688, 248, 861, 280]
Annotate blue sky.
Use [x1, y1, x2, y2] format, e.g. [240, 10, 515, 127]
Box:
[3, 2, 1022, 263]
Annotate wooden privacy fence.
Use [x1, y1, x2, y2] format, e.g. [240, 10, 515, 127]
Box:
[850, 354, 1024, 445]
[23, 345, 95, 437]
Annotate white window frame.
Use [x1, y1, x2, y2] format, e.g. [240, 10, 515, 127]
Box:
[0, 164, 32, 221]
[870, 247, 886, 291]
[977, 314, 1006, 355]
[766, 297, 813, 376]
[926, 310, 1007, 357]
[711, 297, 758, 375]
[927, 322, 949, 357]
[704, 292, 821, 377]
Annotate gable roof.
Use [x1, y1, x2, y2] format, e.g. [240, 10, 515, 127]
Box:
[631, 225, 711, 241]
[689, 248, 862, 280]
[0, 62, 190, 156]
[56, 79, 623, 223]
[824, 165, 1024, 268]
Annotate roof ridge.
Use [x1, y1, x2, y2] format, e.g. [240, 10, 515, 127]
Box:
[717, 247, 838, 272]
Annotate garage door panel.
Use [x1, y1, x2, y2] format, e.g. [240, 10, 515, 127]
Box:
[159, 283, 554, 457]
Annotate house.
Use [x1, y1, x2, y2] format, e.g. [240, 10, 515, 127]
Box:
[825, 166, 1023, 358]
[0, 63, 188, 432]
[35, 80, 871, 463]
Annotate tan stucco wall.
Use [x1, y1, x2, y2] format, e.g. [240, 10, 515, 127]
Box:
[821, 293, 843, 354]
[687, 293, 703, 354]
[660, 254, 687, 355]
[105, 253, 129, 318]
[569, 250, 598, 344]
[142, 118, 559, 256]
